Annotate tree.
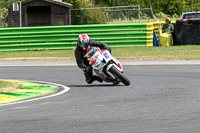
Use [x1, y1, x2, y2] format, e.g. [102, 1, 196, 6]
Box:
[63, 0, 107, 24]
[1, 0, 200, 26]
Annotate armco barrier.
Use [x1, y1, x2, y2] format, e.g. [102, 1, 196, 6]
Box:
[0, 23, 153, 51]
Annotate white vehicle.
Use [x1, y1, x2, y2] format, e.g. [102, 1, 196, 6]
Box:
[181, 11, 200, 21]
[84, 47, 130, 86]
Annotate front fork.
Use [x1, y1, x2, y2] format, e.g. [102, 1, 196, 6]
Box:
[106, 64, 123, 79]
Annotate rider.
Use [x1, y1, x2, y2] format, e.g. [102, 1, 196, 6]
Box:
[75, 33, 111, 84]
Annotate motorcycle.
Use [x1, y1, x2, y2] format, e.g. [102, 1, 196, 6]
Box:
[84, 47, 130, 86]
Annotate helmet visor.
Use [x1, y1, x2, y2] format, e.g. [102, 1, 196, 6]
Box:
[81, 42, 90, 48]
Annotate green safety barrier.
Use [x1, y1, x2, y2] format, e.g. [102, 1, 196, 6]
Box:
[0, 23, 154, 51]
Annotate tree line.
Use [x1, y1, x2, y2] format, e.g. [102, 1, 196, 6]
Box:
[1, 0, 200, 25]
[65, 0, 200, 24]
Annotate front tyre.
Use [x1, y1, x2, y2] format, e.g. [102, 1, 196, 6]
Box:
[109, 66, 130, 86]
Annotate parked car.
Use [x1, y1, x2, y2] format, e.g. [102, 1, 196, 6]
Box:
[175, 11, 200, 45]
[181, 11, 200, 21]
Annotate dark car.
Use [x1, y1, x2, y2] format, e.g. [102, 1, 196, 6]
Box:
[175, 11, 200, 45]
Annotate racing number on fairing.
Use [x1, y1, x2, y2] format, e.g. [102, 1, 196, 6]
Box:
[103, 52, 109, 59]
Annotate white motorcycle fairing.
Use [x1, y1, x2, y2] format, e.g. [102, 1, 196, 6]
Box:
[85, 47, 124, 83]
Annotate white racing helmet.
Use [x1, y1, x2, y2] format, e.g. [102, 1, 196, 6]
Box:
[78, 33, 90, 50]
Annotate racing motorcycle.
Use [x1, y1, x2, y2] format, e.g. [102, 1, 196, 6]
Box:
[84, 47, 130, 86]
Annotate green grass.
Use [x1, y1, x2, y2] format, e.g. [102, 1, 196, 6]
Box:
[0, 49, 75, 60]
[112, 45, 200, 60]
[0, 45, 200, 60]
[0, 80, 16, 89]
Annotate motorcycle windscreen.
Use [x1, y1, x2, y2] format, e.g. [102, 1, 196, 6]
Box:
[86, 47, 99, 57]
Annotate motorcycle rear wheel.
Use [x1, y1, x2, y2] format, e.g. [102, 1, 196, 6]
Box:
[109, 66, 130, 86]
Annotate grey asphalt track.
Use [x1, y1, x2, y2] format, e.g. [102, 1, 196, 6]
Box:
[0, 62, 200, 133]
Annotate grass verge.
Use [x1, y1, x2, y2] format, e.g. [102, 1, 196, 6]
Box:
[0, 80, 19, 92]
[0, 45, 200, 61]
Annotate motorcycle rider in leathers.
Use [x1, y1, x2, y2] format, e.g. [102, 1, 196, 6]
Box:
[75, 33, 111, 84]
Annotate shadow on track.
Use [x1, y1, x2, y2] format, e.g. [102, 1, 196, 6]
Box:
[68, 84, 124, 88]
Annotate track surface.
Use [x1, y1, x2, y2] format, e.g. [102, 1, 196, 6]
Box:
[0, 65, 200, 133]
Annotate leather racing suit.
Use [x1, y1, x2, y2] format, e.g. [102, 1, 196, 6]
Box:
[75, 40, 111, 84]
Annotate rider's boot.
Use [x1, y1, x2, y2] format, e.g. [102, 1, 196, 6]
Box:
[93, 76, 103, 83]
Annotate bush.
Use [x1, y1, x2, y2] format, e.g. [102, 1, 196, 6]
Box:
[64, 0, 106, 25]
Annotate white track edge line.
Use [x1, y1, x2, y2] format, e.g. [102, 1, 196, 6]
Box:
[0, 80, 70, 107]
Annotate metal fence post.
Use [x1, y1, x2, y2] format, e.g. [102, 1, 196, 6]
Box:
[150, 5, 155, 21]
[138, 5, 140, 23]
[19, 2, 22, 27]
[104, 8, 109, 24]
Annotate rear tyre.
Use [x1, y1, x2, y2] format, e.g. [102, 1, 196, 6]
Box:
[109, 66, 130, 86]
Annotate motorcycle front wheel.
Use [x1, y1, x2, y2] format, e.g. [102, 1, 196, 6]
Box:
[109, 66, 130, 86]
